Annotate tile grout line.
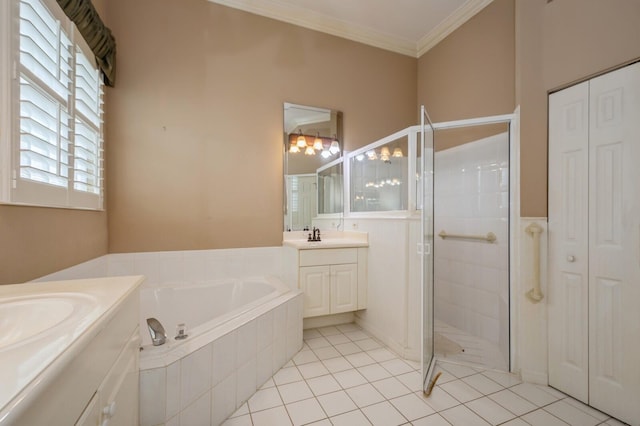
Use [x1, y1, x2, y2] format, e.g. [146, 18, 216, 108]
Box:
[226, 324, 627, 426]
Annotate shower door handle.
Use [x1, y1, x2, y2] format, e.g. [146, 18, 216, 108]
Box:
[567, 255, 575, 263]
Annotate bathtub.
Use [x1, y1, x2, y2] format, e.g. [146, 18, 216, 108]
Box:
[138, 276, 303, 426]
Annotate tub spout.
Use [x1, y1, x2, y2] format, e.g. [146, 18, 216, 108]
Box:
[146, 318, 167, 346]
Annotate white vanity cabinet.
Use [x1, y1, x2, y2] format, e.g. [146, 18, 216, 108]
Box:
[15, 291, 140, 426]
[295, 247, 367, 318]
[1, 277, 143, 426]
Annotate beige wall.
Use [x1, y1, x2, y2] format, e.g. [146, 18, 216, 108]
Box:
[105, 0, 416, 253]
[0, 206, 107, 284]
[6, 0, 637, 282]
[516, 0, 640, 217]
[0, 0, 110, 285]
[417, 0, 515, 123]
[418, 0, 640, 217]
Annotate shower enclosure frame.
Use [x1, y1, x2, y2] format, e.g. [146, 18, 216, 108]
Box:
[340, 109, 520, 387]
[429, 112, 519, 377]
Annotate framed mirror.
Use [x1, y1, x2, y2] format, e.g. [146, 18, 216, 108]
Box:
[283, 103, 343, 232]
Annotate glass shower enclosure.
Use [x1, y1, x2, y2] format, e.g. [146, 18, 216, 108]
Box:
[421, 106, 436, 393]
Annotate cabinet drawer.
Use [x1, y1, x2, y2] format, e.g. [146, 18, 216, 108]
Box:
[299, 248, 358, 266]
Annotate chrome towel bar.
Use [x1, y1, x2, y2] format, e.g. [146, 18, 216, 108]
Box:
[438, 230, 497, 243]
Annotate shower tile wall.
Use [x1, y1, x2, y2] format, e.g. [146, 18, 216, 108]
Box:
[434, 133, 509, 366]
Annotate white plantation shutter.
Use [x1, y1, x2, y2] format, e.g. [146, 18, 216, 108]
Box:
[73, 47, 103, 196]
[9, 0, 104, 209]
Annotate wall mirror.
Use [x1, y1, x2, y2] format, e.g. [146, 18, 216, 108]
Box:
[283, 102, 343, 232]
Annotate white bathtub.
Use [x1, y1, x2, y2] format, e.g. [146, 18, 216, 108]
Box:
[139, 276, 288, 349]
[138, 276, 303, 426]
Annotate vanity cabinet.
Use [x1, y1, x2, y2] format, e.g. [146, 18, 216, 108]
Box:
[76, 330, 139, 426]
[295, 247, 367, 318]
[12, 284, 140, 426]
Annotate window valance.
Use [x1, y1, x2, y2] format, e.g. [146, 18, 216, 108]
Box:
[56, 0, 116, 86]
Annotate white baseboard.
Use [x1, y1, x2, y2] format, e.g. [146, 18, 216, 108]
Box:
[520, 369, 548, 386]
[303, 312, 355, 329]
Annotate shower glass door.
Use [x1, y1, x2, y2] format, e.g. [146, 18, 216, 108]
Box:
[421, 106, 436, 391]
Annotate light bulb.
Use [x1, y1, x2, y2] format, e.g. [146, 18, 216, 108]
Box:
[313, 134, 323, 150]
[392, 147, 403, 157]
[296, 133, 306, 148]
[289, 143, 300, 153]
[329, 140, 340, 154]
[366, 150, 377, 160]
[356, 154, 365, 162]
[321, 149, 331, 158]
[304, 145, 315, 155]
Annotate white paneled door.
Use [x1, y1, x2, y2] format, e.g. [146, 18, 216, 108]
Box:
[548, 62, 640, 426]
[548, 81, 590, 404]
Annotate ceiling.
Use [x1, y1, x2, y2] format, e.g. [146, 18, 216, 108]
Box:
[208, 0, 494, 57]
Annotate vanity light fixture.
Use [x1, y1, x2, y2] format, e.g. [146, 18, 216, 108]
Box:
[313, 132, 323, 151]
[304, 144, 315, 155]
[329, 135, 340, 154]
[296, 130, 307, 148]
[393, 147, 404, 157]
[380, 146, 391, 162]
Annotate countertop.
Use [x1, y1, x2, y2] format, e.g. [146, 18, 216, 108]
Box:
[0, 275, 144, 423]
[283, 230, 369, 250]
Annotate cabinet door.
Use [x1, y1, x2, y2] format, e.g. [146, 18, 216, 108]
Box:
[300, 266, 331, 317]
[330, 264, 358, 314]
[75, 392, 100, 426]
[99, 333, 139, 426]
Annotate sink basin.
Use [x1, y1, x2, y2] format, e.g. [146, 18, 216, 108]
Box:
[0, 293, 97, 350]
[283, 238, 369, 249]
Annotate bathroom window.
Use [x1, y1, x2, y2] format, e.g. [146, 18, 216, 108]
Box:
[0, 0, 104, 209]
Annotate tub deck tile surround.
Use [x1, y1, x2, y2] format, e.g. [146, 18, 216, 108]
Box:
[139, 291, 303, 426]
[221, 324, 626, 426]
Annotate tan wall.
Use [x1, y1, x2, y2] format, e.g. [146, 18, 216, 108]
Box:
[105, 0, 416, 253]
[417, 0, 515, 123]
[0, 0, 110, 285]
[516, 0, 640, 217]
[0, 206, 107, 284]
[419, 0, 640, 217]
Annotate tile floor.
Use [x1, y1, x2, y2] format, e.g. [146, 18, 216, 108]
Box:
[222, 323, 628, 426]
[434, 320, 508, 371]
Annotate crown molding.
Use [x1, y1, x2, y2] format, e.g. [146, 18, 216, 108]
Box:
[209, 0, 494, 58]
[417, 0, 494, 57]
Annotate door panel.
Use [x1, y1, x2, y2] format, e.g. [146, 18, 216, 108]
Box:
[588, 62, 640, 424]
[549, 63, 640, 425]
[300, 266, 330, 317]
[548, 81, 590, 403]
[330, 264, 358, 314]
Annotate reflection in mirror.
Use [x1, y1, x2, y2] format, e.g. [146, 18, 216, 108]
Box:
[317, 159, 343, 215]
[350, 136, 408, 212]
[283, 103, 343, 231]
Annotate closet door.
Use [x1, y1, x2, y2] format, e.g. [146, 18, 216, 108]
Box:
[588, 62, 640, 423]
[548, 81, 590, 403]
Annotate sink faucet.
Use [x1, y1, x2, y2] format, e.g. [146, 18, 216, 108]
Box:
[308, 227, 322, 242]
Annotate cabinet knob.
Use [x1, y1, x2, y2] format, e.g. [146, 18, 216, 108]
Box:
[567, 255, 576, 263]
[102, 401, 116, 418]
